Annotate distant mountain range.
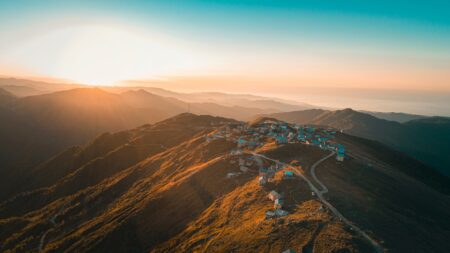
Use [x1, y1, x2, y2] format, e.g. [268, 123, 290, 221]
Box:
[268, 109, 450, 176]
[0, 77, 435, 122]
[0, 77, 448, 187]
[0, 77, 314, 112]
[0, 77, 315, 180]
[0, 77, 82, 96]
[0, 85, 312, 198]
[0, 114, 448, 252]
[361, 111, 427, 123]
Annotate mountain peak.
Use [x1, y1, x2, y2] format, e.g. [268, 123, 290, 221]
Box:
[158, 113, 236, 126]
[341, 108, 355, 113]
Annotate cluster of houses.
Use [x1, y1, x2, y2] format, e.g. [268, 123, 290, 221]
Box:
[205, 119, 348, 219]
[218, 119, 347, 161]
[226, 154, 260, 178]
[262, 170, 297, 219]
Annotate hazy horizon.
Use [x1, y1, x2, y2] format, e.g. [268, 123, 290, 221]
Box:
[2, 75, 449, 117]
[0, 1, 449, 115]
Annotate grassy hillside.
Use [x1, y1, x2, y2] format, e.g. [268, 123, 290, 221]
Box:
[0, 88, 289, 189]
[269, 108, 450, 176]
[0, 114, 449, 253]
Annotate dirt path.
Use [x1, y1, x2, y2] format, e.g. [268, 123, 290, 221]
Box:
[38, 203, 68, 252]
[38, 230, 51, 252]
[310, 151, 335, 194]
[250, 151, 384, 253]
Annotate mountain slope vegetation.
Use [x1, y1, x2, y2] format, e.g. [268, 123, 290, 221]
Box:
[0, 114, 448, 253]
[0, 87, 295, 196]
[269, 108, 450, 176]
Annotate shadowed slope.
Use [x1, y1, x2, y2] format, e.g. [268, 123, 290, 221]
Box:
[0, 115, 449, 253]
[269, 108, 450, 176]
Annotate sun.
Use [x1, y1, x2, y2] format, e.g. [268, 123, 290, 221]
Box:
[7, 24, 210, 86]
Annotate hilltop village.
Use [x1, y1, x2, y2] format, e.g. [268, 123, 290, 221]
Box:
[205, 119, 346, 220]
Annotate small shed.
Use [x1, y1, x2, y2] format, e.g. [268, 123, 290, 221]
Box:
[336, 153, 344, 162]
[276, 135, 288, 144]
[275, 209, 289, 217]
[227, 172, 239, 178]
[265, 210, 276, 219]
[283, 171, 295, 179]
[287, 132, 296, 139]
[258, 176, 267, 185]
[259, 167, 269, 176]
[268, 190, 281, 201]
[297, 135, 306, 142]
[240, 166, 249, 173]
[237, 138, 247, 147]
[274, 198, 284, 209]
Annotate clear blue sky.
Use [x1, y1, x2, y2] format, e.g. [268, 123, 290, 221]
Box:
[1, 1, 449, 48]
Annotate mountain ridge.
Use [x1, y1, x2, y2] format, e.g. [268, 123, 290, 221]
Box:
[268, 108, 450, 176]
[0, 87, 288, 189]
[0, 114, 449, 253]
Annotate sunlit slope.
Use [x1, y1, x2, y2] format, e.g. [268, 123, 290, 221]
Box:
[153, 170, 370, 253]
[259, 137, 450, 253]
[0, 86, 296, 185]
[0, 114, 449, 253]
[0, 87, 282, 203]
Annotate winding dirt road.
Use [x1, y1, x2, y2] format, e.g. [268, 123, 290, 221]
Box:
[38, 203, 68, 252]
[250, 151, 384, 253]
[310, 151, 335, 194]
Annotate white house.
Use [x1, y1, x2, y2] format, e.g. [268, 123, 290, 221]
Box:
[258, 176, 267, 185]
[240, 166, 249, 173]
[265, 210, 276, 219]
[275, 209, 289, 217]
[274, 198, 284, 209]
[227, 172, 239, 178]
[268, 190, 281, 201]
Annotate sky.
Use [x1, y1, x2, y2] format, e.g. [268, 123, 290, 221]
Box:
[0, 0, 449, 114]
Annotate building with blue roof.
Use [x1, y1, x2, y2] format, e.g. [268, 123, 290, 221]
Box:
[276, 135, 288, 144]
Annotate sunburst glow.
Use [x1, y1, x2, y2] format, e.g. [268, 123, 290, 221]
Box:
[3, 24, 210, 86]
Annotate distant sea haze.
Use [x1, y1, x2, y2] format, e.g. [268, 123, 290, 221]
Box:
[126, 80, 450, 117]
[269, 87, 450, 117]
